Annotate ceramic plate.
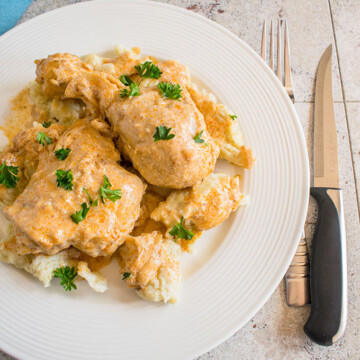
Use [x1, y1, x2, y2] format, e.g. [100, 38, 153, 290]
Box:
[0, 1, 309, 359]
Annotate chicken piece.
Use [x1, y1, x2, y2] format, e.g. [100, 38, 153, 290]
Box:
[65, 72, 120, 116]
[187, 85, 255, 169]
[35, 54, 220, 188]
[35, 53, 94, 98]
[107, 86, 219, 188]
[0, 225, 107, 292]
[117, 232, 181, 303]
[2, 119, 145, 257]
[151, 173, 248, 251]
[0, 123, 65, 205]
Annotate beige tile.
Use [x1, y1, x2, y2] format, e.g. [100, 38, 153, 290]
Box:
[156, 0, 343, 103]
[330, 0, 360, 101]
[346, 102, 360, 210]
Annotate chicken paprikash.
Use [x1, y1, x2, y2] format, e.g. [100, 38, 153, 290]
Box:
[0, 46, 254, 303]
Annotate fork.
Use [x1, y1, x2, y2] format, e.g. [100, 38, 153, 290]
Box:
[261, 20, 310, 306]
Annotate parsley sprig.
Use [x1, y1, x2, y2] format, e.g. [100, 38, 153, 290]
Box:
[71, 203, 90, 224]
[37, 131, 52, 146]
[120, 75, 134, 86]
[153, 126, 175, 142]
[193, 130, 205, 144]
[56, 169, 73, 190]
[53, 266, 77, 291]
[122, 272, 131, 280]
[169, 217, 194, 240]
[0, 161, 19, 188]
[71, 176, 121, 225]
[55, 148, 71, 160]
[100, 175, 122, 203]
[83, 188, 98, 207]
[157, 82, 182, 100]
[134, 61, 162, 79]
[229, 114, 237, 121]
[120, 82, 140, 98]
[42, 121, 51, 128]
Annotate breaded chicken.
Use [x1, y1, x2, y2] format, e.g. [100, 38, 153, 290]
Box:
[3, 119, 145, 257]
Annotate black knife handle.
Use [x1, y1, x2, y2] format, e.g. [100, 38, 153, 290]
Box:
[304, 187, 347, 346]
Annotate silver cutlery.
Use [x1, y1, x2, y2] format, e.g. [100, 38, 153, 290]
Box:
[261, 20, 311, 307]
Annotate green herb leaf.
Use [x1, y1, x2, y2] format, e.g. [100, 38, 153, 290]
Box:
[83, 188, 98, 207]
[54, 148, 71, 160]
[169, 217, 194, 240]
[0, 161, 19, 188]
[55, 169, 73, 190]
[42, 121, 52, 128]
[229, 114, 238, 121]
[157, 82, 182, 100]
[99, 175, 122, 204]
[120, 75, 134, 86]
[120, 82, 140, 98]
[153, 126, 175, 142]
[53, 266, 77, 291]
[36, 131, 52, 146]
[71, 202, 90, 224]
[193, 130, 205, 144]
[134, 61, 162, 79]
[122, 272, 131, 280]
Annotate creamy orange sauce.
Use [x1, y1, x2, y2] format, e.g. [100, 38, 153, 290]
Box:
[0, 87, 36, 142]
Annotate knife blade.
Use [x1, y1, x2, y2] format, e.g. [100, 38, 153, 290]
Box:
[303, 45, 347, 346]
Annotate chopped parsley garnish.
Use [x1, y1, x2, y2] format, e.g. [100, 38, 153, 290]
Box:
[99, 175, 122, 203]
[53, 266, 77, 291]
[42, 121, 51, 128]
[122, 272, 131, 280]
[71, 202, 90, 224]
[193, 130, 205, 144]
[153, 126, 175, 142]
[120, 75, 134, 86]
[54, 148, 71, 161]
[134, 61, 162, 79]
[157, 82, 182, 100]
[120, 82, 140, 98]
[83, 188, 98, 207]
[55, 169, 73, 190]
[36, 131, 52, 146]
[229, 114, 238, 121]
[0, 161, 19, 188]
[169, 217, 194, 240]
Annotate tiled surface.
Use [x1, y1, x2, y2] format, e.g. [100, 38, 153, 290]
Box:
[330, 0, 360, 102]
[1, 1, 359, 359]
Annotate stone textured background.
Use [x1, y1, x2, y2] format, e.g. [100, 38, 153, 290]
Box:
[1, 0, 359, 359]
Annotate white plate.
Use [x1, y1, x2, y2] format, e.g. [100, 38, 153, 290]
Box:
[0, 1, 309, 359]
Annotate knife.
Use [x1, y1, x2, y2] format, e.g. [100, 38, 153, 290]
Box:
[303, 45, 347, 346]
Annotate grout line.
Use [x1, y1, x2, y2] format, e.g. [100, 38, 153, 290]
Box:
[328, 0, 360, 219]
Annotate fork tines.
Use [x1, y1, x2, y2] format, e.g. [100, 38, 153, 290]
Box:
[261, 19, 295, 103]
